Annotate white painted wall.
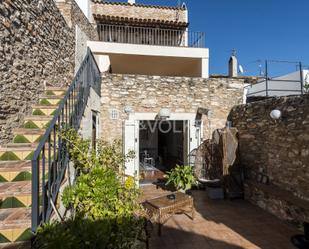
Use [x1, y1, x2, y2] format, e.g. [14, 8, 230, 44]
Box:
[246, 70, 309, 97]
[87, 41, 209, 78]
[75, 0, 90, 19]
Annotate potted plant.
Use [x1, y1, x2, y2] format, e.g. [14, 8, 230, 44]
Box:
[165, 165, 197, 193]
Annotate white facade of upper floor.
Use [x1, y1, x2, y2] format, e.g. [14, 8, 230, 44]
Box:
[74, 0, 210, 78]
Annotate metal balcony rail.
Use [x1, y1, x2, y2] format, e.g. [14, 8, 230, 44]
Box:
[31, 48, 101, 233]
[97, 24, 206, 48]
[246, 61, 305, 97]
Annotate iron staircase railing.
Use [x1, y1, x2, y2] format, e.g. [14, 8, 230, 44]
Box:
[31, 48, 101, 233]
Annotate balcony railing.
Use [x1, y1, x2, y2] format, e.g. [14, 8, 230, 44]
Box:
[97, 24, 206, 48]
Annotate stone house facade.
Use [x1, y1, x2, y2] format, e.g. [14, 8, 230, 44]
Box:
[100, 74, 244, 142]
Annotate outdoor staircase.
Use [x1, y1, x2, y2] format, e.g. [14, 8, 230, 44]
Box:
[0, 87, 66, 249]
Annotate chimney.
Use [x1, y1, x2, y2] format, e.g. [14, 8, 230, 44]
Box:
[128, 0, 136, 4]
[229, 52, 238, 78]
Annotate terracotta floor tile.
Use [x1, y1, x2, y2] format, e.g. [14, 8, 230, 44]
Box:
[142, 186, 300, 249]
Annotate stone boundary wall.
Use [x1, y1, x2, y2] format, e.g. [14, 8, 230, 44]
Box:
[228, 95, 309, 225]
[100, 74, 244, 142]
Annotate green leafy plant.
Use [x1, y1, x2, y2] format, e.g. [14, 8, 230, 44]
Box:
[34, 216, 145, 249]
[62, 167, 140, 220]
[165, 165, 197, 191]
[34, 129, 145, 249]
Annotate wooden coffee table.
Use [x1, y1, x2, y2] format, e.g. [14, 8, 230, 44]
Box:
[143, 192, 195, 236]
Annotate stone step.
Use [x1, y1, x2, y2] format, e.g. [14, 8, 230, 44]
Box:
[12, 129, 45, 136]
[39, 95, 63, 100]
[0, 241, 31, 249]
[0, 162, 31, 173]
[45, 87, 67, 91]
[23, 116, 52, 129]
[45, 87, 67, 97]
[3, 144, 38, 149]
[0, 182, 31, 208]
[12, 129, 45, 144]
[0, 208, 31, 244]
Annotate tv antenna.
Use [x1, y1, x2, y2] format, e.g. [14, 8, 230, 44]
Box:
[231, 49, 237, 57]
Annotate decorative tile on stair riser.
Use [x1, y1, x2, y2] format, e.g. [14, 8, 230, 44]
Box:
[32, 108, 56, 116]
[0, 171, 48, 183]
[0, 196, 31, 209]
[0, 172, 31, 183]
[23, 120, 51, 130]
[13, 135, 42, 144]
[0, 151, 34, 161]
[0, 229, 32, 244]
[39, 99, 61, 106]
[13, 135, 59, 144]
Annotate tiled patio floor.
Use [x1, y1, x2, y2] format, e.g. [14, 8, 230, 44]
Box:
[141, 185, 299, 249]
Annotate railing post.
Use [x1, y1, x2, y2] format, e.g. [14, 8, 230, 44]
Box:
[31, 158, 40, 233]
[265, 60, 269, 97]
[300, 62, 304, 95]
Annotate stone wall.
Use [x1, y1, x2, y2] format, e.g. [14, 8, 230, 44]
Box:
[0, 0, 97, 144]
[228, 94, 309, 225]
[0, 0, 75, 144]
[91, 1, 187, 23]
[55, 0, 98, 71]
[100, 74, 244, 142]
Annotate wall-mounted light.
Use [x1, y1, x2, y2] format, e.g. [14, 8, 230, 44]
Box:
[124, 106, 133, 114]
[270, 109, 282, 120]
[158, 108, 171, 120]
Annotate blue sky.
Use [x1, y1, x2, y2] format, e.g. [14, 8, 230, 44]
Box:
[113, 0, 309, 76]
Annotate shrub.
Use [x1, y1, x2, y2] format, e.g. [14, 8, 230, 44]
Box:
[34, 129, 145, 249]
[34, 216, 145, 249]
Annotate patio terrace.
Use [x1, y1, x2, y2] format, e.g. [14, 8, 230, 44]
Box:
[141, 185, 299, 249]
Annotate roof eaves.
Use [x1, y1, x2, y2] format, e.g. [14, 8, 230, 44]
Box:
[91, 0, 187, 10]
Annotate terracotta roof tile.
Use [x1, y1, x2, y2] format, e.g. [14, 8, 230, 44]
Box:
[91, 0, 186, 10]
[94, 14, 189, 28]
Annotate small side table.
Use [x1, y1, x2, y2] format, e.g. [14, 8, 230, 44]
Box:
[143, 192, 195, 236]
